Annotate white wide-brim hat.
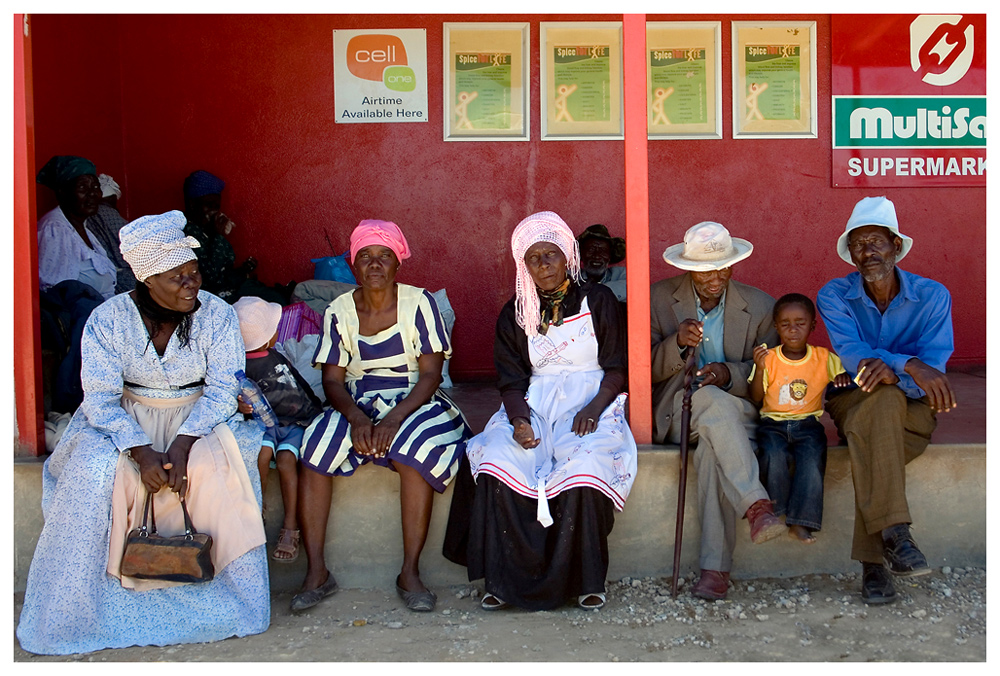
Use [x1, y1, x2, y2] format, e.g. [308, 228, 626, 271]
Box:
[233, 296, 282, 352]
[837, 196, 913, 265]
[662, 221, 753, 271]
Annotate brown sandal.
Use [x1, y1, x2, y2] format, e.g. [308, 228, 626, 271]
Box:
[272, 528, 300, 563]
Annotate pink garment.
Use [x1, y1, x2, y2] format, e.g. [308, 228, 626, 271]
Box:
[510, 211, 581, 338]
[276, 301, 323, 344]
[349, 219, 411, 264]
[107, 390, 265, 591]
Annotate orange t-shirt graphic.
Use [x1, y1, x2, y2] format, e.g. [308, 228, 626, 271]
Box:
[750, 345, 845, 420]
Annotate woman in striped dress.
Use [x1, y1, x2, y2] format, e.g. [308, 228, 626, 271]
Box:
[292, 220, 471, 613]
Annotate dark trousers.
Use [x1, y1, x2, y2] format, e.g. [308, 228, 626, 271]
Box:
[824, 385, 936, 563]
[755, 415, 828, 531]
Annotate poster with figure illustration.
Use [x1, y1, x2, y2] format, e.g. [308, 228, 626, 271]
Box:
[647, 22, 721, 139]
[732, 22, 816, 138]
[541, 22, 623, 139]
[444, 23, 528, 141]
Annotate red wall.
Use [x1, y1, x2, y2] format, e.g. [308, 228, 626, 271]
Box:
[29, 14, 986, 379]
[31, 15, 128, 216]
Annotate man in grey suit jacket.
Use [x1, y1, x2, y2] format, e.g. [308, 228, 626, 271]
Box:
[651, 222, 783, 600]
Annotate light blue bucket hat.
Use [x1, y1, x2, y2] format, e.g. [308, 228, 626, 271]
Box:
[837, 196, 913, 265]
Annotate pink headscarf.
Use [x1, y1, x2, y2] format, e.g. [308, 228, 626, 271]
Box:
[510, 211, 581, 338]
[349, 219, 411, 264]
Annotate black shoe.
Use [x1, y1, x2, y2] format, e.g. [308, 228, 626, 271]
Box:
[861, 562, 897, 604]
[882, 524, 931, 577]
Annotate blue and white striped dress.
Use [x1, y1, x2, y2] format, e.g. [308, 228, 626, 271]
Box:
[300, 284, 470, 492]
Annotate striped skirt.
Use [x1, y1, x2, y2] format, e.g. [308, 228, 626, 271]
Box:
[300, 380, 471, 493]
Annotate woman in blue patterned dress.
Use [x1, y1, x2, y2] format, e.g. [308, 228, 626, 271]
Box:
[17, 212, 270, 655]
[292, 219, 471, 613]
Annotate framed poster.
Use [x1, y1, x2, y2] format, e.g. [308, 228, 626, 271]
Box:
[443, 22, 529, 141]
[540, 22, 623, 140]
[732, 21, 817, 138]
[646, 21, 722, 139]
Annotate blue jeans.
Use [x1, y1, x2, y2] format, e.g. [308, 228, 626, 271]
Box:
[755, 416, 827, 531]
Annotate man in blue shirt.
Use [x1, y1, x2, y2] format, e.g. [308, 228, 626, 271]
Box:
[818, 196, 956, 606]
[651, 222, 782, 601]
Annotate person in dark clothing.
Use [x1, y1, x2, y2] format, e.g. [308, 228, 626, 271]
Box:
[444, 211, 638, 612]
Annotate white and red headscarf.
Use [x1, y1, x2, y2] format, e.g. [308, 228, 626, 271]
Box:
[349, 219, 411, 265]
[510, 211, 581, 338]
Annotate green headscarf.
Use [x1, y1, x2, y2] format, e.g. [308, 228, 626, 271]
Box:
[36, 155, 97, 190]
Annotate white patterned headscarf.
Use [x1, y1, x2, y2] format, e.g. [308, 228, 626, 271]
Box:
[98, 174, 121, 199]
[510, 211, 581, 338]
[119, 210, 201, 282]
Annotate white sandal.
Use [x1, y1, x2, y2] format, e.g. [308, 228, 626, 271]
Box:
[480, 593, 509, 611]
[578, 592, 606, 609]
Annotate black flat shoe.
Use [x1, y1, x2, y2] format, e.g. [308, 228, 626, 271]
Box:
[290, 571, 339, 612]
[882, 524, 931, 577]
[395, 575, 436, 612]
[861, 562, 897, 605]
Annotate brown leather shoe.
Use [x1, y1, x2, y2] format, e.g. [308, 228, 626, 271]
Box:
[746, 499, 787, 544]
[691, 570, 730, 600]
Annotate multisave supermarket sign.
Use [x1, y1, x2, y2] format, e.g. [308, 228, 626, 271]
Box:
[831, 15, 985, 187]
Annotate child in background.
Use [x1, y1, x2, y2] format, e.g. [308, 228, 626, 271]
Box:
[748, 293, 852, 544]
[234, 296, 324, 563]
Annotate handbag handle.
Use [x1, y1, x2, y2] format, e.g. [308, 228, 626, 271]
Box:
[138, 489, 200, 541]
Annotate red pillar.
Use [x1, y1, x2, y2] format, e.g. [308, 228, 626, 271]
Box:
[622, 14, 651, 444]
[13, 14, 45, 456]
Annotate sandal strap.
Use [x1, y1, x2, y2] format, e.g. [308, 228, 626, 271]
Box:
[277, 528, 300, 543]
[274, 529, 301, 555]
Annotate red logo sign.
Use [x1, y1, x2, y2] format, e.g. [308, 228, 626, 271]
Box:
[346, 35, 408, 82]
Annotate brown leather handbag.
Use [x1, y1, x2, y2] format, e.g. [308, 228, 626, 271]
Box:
[120, 490, 215, 583]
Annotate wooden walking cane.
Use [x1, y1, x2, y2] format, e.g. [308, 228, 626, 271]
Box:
[670, 347, 699, 598]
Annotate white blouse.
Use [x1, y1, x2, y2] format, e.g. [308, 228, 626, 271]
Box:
[37, 206, 118, 299]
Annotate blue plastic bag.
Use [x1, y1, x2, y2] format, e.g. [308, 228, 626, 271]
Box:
[311, 252, 357, 284]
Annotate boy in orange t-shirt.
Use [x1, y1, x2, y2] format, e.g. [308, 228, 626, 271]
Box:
[749, 293, 852, 543]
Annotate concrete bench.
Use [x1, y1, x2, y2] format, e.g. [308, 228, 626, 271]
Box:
[13, 371, 985, 593]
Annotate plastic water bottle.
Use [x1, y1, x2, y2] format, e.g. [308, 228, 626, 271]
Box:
[235, 370, 278, 428]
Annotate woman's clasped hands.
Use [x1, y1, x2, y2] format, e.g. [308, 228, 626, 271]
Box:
[349, 410, 402, 458]
[128, 435, 197, 494]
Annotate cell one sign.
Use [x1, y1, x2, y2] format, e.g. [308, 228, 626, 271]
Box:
[831, 14, 985, 187]
[333, 29, 428, 124]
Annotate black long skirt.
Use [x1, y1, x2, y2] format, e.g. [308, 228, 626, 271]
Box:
[443, 455, 616, 611]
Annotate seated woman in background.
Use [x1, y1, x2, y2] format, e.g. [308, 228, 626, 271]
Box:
[36, 155, 118, 300]
[293, 219, 471, 614]
[36, 156, 119, 412]
[182, 170, 287, 305]
[17, 211, 270, 655]
[86, 173, 137, 293]
[444, 211, 638, 611]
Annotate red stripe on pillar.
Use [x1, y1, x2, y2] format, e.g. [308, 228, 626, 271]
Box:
[622, 15, 652, 444]
[14, 14, 45, 456]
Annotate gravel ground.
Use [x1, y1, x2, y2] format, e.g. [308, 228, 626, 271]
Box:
[13, 566, 986, 662]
